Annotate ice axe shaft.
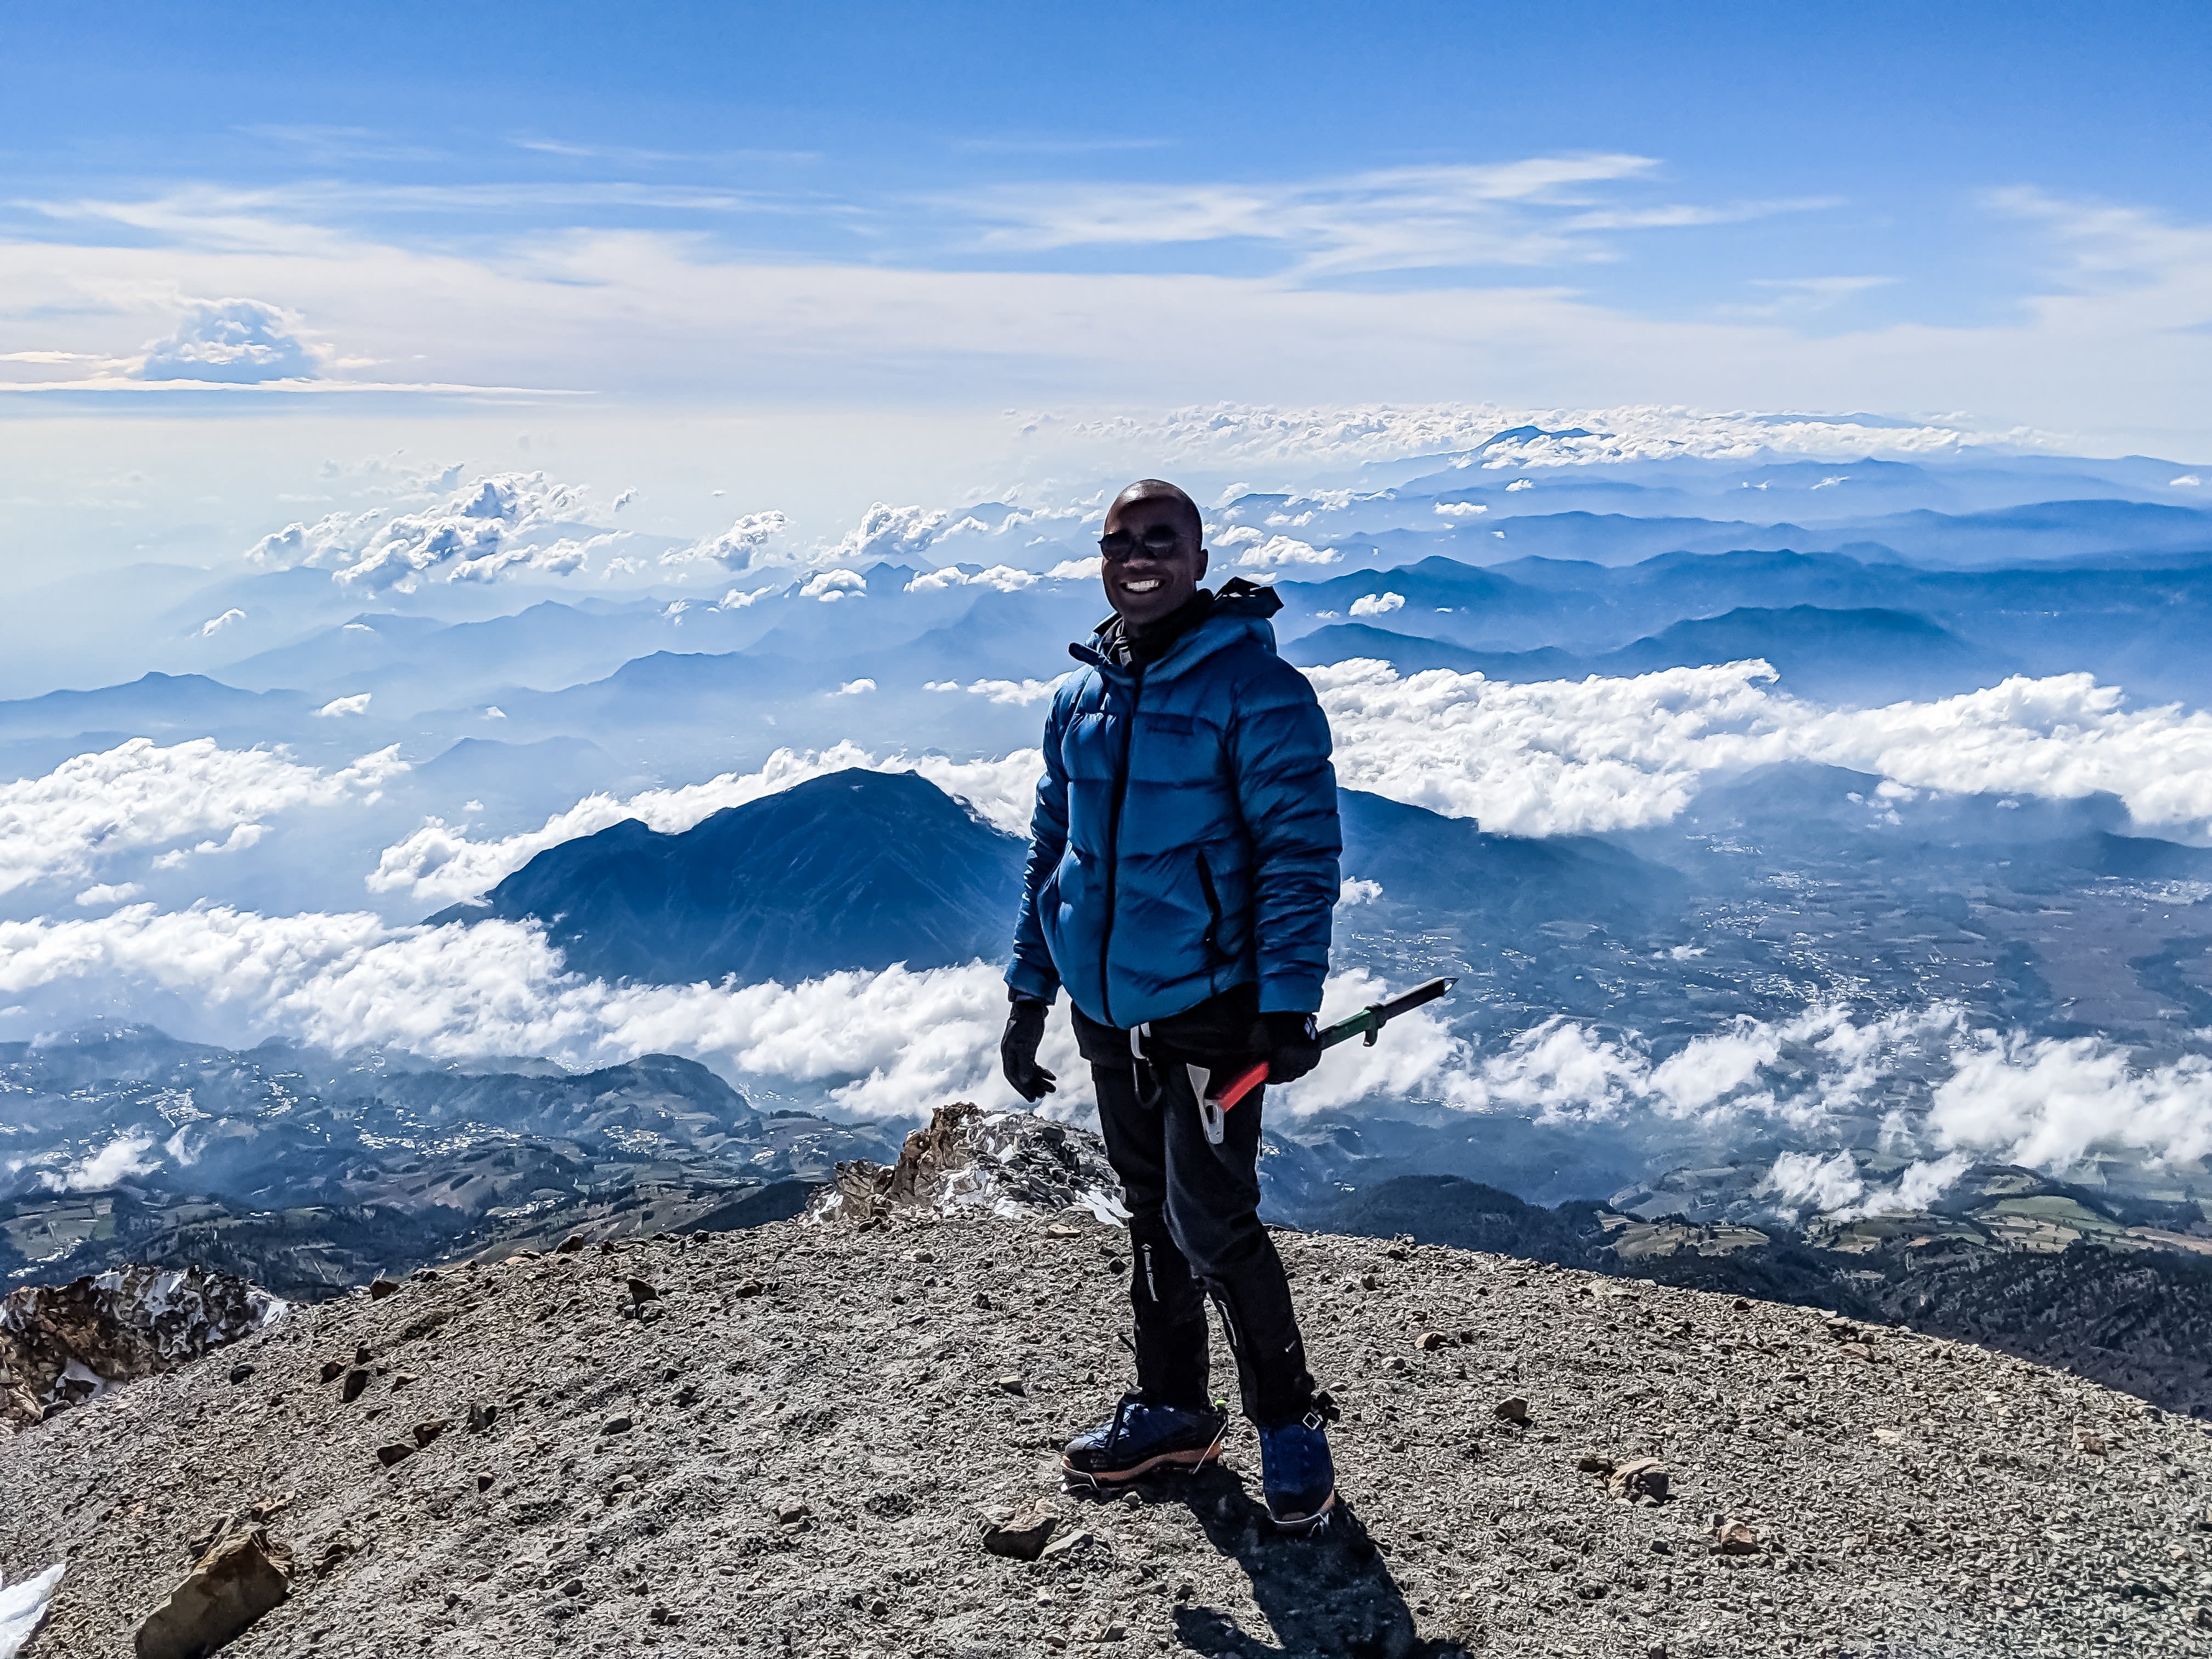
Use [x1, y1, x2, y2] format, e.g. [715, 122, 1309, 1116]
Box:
[1208, 977, 1457, 1115]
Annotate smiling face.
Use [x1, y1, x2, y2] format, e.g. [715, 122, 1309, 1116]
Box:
[1099, 484, 1207, 630]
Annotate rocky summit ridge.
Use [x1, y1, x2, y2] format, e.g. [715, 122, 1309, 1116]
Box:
[0, 1114, 2210, 1658]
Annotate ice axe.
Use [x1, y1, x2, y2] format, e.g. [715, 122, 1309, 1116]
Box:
[1191, 977, 1457, 1144]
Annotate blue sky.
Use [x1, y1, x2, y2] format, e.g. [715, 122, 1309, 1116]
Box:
[2, 1, 2209, 570]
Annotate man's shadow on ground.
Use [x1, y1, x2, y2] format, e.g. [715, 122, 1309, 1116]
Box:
[1077, 1464, 1472, 1659]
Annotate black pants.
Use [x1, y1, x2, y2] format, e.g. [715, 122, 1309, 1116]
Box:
[1079, 1007, 1320, 1426]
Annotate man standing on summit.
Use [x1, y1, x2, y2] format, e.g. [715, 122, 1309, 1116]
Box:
[1001, 478, 1344, 1529]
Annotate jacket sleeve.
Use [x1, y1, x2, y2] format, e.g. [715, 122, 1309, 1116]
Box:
[1228, 656, 1342, 1013]
[1006, 685, 1071, 1003]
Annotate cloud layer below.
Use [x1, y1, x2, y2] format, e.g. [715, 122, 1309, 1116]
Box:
[1, 902, 2204, 1200]
[1315, 661, 2212, 838]
[0, 739, 404, 900]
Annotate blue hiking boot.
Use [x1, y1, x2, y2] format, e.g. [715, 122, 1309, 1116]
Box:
[1256, 1406, 1338, 1530]
[1062, 1394, 1229, 1486]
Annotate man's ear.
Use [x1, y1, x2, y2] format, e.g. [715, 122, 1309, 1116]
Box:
[1194, 545, 1209, 583]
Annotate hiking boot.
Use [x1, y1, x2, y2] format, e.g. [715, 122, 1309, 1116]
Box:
[1061, 1394, 1229, 1486]
[1256, 1407, 1337, 1529]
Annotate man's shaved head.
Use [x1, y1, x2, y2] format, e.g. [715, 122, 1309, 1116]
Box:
[1110, 478, 1202, 545]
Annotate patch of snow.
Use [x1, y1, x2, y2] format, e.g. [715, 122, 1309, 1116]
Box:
[0, 1562, 64, 1658]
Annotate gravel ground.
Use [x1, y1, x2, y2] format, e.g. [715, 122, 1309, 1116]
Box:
[4, 1214, 2211, 1658]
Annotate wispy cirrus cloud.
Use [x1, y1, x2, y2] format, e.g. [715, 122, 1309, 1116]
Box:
[946, 154, 1830, 276]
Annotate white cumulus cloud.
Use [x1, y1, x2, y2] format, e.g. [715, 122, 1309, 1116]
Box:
[833, 503, 949, 564]
[905, 565, 1039, 594]
[1314, 661, 2212, 840]
[799, 568, 868, 602]
[1235, 535, 1342, 571]
[0, 738, 404, 899]
[245, 470, 624, 592]
[138, 297, 320, 384]
[198, 608, 246, 636]
[1348, 592, 1404, 618]
[1432, 501, 1488, 518]
[38, 1131, 161, 1192]
[661, 510, 790, 570]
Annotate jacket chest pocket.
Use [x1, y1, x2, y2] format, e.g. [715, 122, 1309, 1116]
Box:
[1129, 710, 1216, 783]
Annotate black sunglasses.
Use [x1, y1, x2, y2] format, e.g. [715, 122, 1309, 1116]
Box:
[1098, 524, 1189, 561]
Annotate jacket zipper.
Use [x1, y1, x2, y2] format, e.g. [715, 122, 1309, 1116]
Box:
[1098, 664, 1143, 1028]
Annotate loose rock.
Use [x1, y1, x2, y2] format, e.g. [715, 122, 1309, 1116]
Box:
[981, 1508, 1060, 1562]
[132, 1527, 293, 1659]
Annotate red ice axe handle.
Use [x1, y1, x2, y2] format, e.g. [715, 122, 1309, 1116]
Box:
[1205, 976, 1458, 1115]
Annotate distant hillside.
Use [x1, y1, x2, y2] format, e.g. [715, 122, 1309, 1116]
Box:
[0, 672, 312, 738]
[1600, 604, 2004, 700]
[1291, 603, 2004, 702]
[1313, 1167, 2212, 1415]
[428, 768, 1026, 985]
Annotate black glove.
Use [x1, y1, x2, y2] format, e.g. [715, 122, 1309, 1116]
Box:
[1001, 995, 1057, 1102]
[1250, 1011, 1323, 1085]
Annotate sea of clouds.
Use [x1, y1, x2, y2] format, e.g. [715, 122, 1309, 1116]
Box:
[5, 895, 2205, 1214]
[8, 605, 2212, 1209]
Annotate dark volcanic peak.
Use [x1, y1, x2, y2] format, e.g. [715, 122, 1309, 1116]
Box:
[430, 768, 1025, 986]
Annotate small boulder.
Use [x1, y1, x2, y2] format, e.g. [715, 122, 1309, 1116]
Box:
[2074, 1426, 2109, 1455]
[982, 1508, 1060, 1562]
[318, 1359, 346, 1384]
[390, 1372, 419, 1391]
[1039, 1528, 1094, 1559]
[413, 1419, 452, 1449]
[1709, 1517, 1761, 1556]
[133, 1527, 293, 1659]
[1415, 1331, 1448, 1352]
[340, 1368, 371, 1404]
[556, 1234, 586, 1254]
[731, 1278, 766, 1299]
[995, 1375, 1028, 1397]
[627, 1277, 659, 1304]
[366, 1278, 400, 1301]
[467, 1401, 501, 1434]
[1494, 1397, 1530, 1426]
[1609, 1458, 1671, 1504]
[227, 1363, 255, 1385]
[601, 1415, 633, 1436]
[374, 1443, 415, 1469]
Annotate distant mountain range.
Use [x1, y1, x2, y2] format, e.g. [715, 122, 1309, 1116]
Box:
[1291, 603, 2006, 702]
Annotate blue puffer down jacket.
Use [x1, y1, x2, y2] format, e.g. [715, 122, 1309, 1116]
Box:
[1007, 581, 1342, 1029]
